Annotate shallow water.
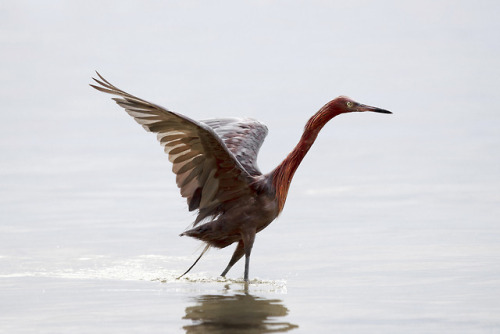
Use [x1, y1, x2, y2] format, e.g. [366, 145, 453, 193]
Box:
[2, 1, 500, 333]
[2, 211, 499, 332]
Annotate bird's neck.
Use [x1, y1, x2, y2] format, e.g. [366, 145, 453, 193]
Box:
[271, 105, 341, 213]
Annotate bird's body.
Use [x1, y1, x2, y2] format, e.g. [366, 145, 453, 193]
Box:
[91, 73, 391, 281]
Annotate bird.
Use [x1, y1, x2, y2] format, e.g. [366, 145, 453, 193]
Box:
[90, 72, 391, 281]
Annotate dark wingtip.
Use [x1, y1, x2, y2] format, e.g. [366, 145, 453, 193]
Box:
[92, 70, 100, 82]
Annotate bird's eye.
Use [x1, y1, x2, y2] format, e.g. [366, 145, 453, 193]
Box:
[346, 101, 354, 108]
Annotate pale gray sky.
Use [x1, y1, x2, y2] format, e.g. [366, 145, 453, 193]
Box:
[1, 0, 499, 225]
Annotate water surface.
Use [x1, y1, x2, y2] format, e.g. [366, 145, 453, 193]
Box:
[1, 1, 500, 333]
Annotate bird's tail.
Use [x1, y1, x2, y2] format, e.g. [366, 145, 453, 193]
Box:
[177, 244, 210, 279]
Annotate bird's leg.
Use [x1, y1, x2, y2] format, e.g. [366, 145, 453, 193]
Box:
[242, 229, 256, 282]
[220, 240, 244, 277]
[177, 244, 210, 279]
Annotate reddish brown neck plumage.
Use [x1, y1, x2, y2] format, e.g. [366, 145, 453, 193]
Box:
[271, 100, 343, 212]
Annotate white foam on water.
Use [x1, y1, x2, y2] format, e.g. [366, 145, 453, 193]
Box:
[0, 254, 288, 293]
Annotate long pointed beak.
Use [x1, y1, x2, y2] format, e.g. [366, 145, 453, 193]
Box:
[358, 104, 392, 114]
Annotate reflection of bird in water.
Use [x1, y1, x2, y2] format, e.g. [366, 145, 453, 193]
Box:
[91, 73, 391, 281]
[183, 294, 298, 333]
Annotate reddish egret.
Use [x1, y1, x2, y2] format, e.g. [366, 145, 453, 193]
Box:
[91, 73, 391, 281]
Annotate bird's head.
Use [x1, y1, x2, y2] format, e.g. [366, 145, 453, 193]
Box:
[333, 96, 392, 115]
[304, 96, 392, 135]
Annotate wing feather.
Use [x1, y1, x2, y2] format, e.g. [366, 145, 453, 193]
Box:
[201, 118, 268, 176]
[91, 72, 255, 224]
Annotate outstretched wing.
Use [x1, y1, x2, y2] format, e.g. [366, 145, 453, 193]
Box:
[201, 118, 268, 176]
[91, 72, 253, 224]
